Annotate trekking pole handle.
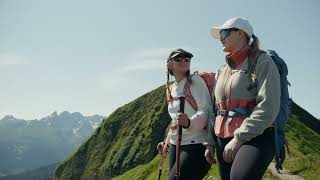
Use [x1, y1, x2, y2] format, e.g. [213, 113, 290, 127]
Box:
[178, 96, 185, 140]
[179, 96, 185, 113]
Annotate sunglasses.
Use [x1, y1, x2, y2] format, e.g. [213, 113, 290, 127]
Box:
[172, 57, 191, 62]
[220, 28, 239, 41]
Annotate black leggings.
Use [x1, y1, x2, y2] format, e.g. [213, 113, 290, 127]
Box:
[216, 128, 275, 180]
[168, 144, 211, 180]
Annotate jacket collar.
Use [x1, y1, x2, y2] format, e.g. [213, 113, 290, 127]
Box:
[226, 44, 251, 69]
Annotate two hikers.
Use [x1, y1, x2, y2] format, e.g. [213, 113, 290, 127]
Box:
[158, 17, 282, 180]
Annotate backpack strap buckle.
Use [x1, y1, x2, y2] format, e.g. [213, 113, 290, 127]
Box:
[217, 109, 227, 116]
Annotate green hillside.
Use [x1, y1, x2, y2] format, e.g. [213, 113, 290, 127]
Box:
[54, 85, 320, 180]
[54, 86, 170, 179]
[282, 114, 320, 179]
[117, 103, 320, 180]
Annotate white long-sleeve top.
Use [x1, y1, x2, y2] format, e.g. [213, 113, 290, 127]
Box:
[168, 75, 211, 146]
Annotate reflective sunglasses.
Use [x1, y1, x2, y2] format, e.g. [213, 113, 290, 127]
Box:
[220, 28, 239, 41]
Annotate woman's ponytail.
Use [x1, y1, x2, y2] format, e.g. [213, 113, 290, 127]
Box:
[247, 34, 263, 80]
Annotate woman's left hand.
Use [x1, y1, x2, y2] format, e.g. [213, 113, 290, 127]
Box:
[177, 111, 190, 128]
[205, 145, 216, 164]
[223, 138, 244, 163]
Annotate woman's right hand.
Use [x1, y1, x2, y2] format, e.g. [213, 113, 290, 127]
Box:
[157, 142, 164, 153]
[157, 142, 168, 154]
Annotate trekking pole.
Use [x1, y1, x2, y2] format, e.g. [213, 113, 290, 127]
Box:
[274, 121, 281, 172]
[175, 96, 185, 178]
[158, 134, 169, 180]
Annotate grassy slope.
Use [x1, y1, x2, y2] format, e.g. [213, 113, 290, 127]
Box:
[54, 86, 171, 179]
[282, 115, 320, 180]
[117, 104, 320, 180]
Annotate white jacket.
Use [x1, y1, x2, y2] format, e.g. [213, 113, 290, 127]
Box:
[168, 75, 211, 146]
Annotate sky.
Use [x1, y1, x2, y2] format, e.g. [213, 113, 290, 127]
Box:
[1, 0, 319, 120]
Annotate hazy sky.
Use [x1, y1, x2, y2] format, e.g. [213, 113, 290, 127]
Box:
[1, 0, 319, 119]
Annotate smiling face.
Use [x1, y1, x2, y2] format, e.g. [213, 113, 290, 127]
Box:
[172, 59, 190, 74]
[168, 56, 191, 77]
[220, 28, 247, 53]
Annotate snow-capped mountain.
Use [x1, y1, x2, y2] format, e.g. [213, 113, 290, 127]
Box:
[0, 111, 104, 177]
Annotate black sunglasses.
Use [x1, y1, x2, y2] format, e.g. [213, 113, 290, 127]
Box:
[220, 28, 239, 40]
[172, 57, 191, 62]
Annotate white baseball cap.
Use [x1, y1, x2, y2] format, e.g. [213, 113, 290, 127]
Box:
[210, 17, 254, 40]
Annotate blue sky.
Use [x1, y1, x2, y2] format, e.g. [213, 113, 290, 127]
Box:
[1, 0, 319, 119]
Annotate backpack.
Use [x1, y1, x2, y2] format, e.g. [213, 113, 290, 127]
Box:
[183, 71, 215, 111]
[167, 72, 215, 111]
[265, 50, 291, 172]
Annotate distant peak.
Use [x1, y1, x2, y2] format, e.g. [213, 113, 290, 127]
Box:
[71, 112, 83, 117]
[87, 114, 104, 118]
[1, 115, 16, 121]
[50, 111, 58, 117]
[60, 111, 71, 116]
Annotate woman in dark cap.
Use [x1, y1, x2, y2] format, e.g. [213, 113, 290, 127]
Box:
[157, 48, 213, 179]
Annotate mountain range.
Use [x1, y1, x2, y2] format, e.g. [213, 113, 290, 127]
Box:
[0, 111, 104, 177]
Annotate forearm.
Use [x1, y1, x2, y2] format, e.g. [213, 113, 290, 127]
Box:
[202, 111, 215, 146]
[189, 110, 207, 131]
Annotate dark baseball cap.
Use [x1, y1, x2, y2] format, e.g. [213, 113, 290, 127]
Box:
[167, 48, 193, 62]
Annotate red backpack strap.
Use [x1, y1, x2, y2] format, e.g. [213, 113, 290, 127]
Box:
[183, 72, 216, 111]
[192, 71, 216, 100]
[197, 72, 215, 99]
[184, 75, 198, 111]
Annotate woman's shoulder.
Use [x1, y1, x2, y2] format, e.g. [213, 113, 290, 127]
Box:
[255, 51, 278, 72]
[190, 74, 207, 89]
[191, 74, 201, 80]
[256, 51, 274, 65]
[190, 73, 204, 83]
[189, 74, 211, 100]
[216, 64, 227, 77]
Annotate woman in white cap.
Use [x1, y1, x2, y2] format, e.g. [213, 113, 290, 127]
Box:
[157, 48, 213, 180]
[207, 17, 281, 180]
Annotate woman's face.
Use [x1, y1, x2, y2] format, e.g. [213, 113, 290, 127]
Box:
[220, 29, 242, 53]
[170, 57, 191, 75]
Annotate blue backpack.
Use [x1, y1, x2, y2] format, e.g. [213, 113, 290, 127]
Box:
[266, 50, 291, 172]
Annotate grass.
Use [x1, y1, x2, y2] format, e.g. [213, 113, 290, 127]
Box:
[115, 155, 220, 180]
[115, 114, 320, 180]
[115, 155, 280, 180]
[281, 115, 320, 180]
[53, 86, 171, 179]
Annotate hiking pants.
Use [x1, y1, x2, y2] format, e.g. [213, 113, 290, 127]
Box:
[216, 127, 275, 180]
[168, 143, 211, 180]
